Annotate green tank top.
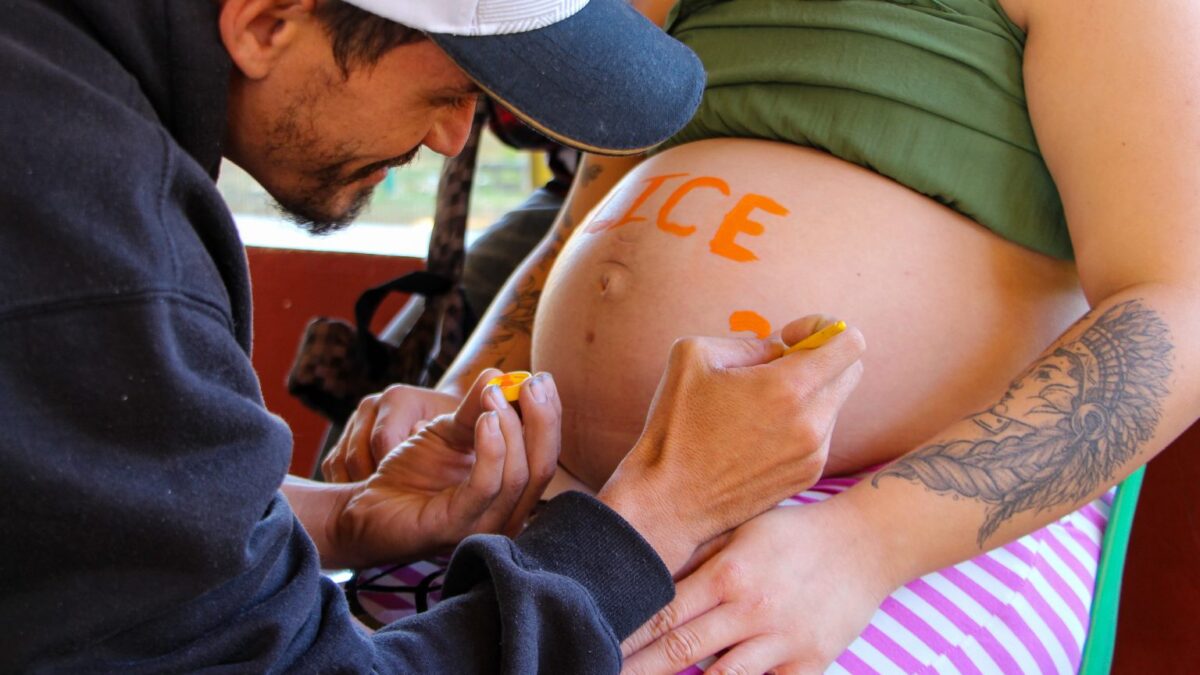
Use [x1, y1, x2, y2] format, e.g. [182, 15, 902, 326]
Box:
[661, 0, 1071, 259]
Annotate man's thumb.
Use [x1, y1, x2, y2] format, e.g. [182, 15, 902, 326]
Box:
[702, 334, 782, 369]
[780, 314, 840, 349]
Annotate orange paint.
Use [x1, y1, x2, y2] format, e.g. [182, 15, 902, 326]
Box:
[585, 173, 688, 234]
[656, 176, 731, 237]
[487, 371, 532, 402]
[709, 193, 789, 262]
[729, 310, 772, 338]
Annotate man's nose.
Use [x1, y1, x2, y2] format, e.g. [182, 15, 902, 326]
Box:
[422, 97, 478, 157]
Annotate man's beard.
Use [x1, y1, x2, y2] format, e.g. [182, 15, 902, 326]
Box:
[274, 183, 373, 236]
[272, 148, 420, 235]
[261, 83, 419, 235]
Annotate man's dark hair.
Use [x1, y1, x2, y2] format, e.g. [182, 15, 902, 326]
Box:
[313, 0, 427, 76]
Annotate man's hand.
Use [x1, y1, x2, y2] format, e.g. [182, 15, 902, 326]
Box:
[326, 369, 562, 568]
[620, 503, 897, 675]
[598, 315, 865, 572]
[322, 385, 461, 483]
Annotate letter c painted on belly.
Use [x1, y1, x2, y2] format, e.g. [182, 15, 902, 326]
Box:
[656, 176, 731, 237]
[710, 193, 790, 262]
[585, 173, 688, 234]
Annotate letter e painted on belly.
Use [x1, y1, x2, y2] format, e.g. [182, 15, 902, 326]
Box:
[710, 193, 790, 262]
[585, 173, 688, 234]
[657, 176, 731, 237]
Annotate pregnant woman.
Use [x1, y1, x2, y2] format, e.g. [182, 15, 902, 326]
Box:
[329, 0, 1200, 671]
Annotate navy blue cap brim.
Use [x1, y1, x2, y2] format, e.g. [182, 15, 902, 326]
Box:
[429, 0, 704, 156]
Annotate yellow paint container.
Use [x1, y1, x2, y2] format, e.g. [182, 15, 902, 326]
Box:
[486, 371, 532, 402]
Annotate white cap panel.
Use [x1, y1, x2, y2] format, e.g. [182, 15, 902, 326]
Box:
[341, 0, 589, 36]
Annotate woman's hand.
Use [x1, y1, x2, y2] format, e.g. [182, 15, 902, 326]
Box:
[327, 369, 562, 568]
[621, 502, 900, 675]
[322, 384, 461, 483]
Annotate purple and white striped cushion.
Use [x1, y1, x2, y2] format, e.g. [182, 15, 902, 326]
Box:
[355, 474, 1112, 674]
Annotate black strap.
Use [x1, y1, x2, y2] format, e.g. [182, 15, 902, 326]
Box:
[354, 270, 455, 378]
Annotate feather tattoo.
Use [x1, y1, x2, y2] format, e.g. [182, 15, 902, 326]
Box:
[873, 300, 1173, 547]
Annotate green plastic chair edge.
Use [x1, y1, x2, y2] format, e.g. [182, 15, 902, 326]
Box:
[1078, 465, 1146, 674]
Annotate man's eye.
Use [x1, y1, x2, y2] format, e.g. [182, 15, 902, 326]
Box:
[450, 94, 478, 110]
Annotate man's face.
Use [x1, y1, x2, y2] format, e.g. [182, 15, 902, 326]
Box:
[224, 13, 479, 233]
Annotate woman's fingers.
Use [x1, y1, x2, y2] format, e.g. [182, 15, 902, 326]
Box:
[622, 560, 725, 656]
[621, 606, 749, 675]
[502, 373, 563, 536]
[706, 637, 795, 675]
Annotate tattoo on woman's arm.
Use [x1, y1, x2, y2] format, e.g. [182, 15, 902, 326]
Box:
[872, 299, 1173, 547]
[479, 213, 575, 365]
[579, 164, 604, 188]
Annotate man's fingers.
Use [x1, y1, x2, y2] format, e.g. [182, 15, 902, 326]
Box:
[621, 606, 747, 675]
[778, 313, 840, 347]
[502, 373, 563, 536]
[454, 369, 504, 428]
[774, 323, 867, 383]
[448, 384, 530, 532]
[667, 313, 858, 374]
[479, 385, 530, 533]
[329, 395, 381, 483]
[426, 368, 502, 449]
[670, 334, 782, 372]
[408, 419, 430, 436]
[369, 386, 422, 460]
[345, 404, 381, 482]
[448, 410, 507, 525]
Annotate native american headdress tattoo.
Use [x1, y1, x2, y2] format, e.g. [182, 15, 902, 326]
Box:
[873, 300, 1172, 547]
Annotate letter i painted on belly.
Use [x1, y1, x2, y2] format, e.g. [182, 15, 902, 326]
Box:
[657, 176, 731, 237]
[585, 173, 688, 234]
[710, 194, 790, 262]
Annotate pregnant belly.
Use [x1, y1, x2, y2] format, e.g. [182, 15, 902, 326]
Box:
[533, 139, 1087, 491]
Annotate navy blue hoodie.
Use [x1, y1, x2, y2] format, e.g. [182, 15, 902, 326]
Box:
[0, 1, 672, 671]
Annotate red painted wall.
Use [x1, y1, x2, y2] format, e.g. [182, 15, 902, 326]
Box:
[246, 246, 422, 477]
[1114, 422, 1200, 672]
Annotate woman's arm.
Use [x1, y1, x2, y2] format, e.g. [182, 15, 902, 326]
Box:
[438, 152, 641, 396]
[852, 0, 1200, 588]
[622, 1, 1200, 671]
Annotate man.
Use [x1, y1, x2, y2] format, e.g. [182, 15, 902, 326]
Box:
[0, 0, 864, 671]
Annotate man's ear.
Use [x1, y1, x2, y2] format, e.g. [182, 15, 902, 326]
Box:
[219, 0, 316, 80]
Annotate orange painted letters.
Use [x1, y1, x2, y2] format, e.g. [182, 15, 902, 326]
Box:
[656, 176, 731, 237]
[585, 173, 687, 234]
[709, 193, 789, 262]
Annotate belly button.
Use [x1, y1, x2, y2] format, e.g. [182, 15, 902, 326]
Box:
[597, 261, 631, 300]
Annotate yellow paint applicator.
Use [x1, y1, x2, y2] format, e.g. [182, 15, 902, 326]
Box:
[783, 320, 847, 355]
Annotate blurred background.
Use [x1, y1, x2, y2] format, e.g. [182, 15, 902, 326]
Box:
[218, 129, 535, 256]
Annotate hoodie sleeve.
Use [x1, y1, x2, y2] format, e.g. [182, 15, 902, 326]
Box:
[367, 492, 675, 675]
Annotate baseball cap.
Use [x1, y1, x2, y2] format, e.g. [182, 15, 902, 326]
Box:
[339, 0, 705, 155]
